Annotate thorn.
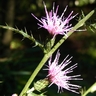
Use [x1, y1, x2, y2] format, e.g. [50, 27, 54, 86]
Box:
[24, 27, 27, 33]
[21, 37, 25, 41]
[30, 31, 33, 37]
[32, 42, 38, 47]
[5, 23, 8, 26]
[15, 25, 19, 30]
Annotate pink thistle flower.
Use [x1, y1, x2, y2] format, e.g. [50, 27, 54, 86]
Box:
[45, 50, 82, 93]
[31, 2, 77, 36]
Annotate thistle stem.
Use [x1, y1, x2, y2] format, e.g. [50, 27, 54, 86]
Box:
[82, 82, 96, 96]
[0, 25, 44, 50]
[19, 54, 48, 96]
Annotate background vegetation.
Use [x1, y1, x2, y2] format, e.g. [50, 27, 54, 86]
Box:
[0, 0, 96, 96]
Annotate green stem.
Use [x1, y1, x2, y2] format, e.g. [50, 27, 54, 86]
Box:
[0, 25, 44, 50]
[19, 10, 94, 96]
[82, 82, 96, 96]
[19, 54, 48, 96]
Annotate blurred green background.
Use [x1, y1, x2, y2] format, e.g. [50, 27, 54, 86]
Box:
[0, 0, 96, 96]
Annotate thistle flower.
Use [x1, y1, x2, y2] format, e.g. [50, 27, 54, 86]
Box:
[31, 2, 77, 36]
[45, 50, 82, 93]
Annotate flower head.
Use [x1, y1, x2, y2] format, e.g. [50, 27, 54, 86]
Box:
[31, 2, 77, 36]
[45, 50, 82, 93]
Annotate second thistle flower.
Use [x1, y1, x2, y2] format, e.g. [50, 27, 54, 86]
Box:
[44, 50, 82, 94]
[32, 2, 77, 36]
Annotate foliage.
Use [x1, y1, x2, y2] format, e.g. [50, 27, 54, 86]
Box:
[0, 0, 96, 96]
